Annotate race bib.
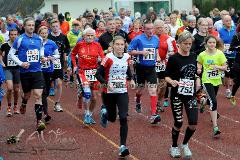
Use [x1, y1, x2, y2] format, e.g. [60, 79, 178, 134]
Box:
[41, 61, 51, 69]
[177, 79, 194, 96]
[27, 49, 39, 62]
[84, 69, 97, 82]
[53, 59, 62, 69]
[143, 48, 155, 60]
[155, 61, 166, 72]
[207, 70, 219, 79]
[7, 55, 18, 66]
[224, 44, 231, 54]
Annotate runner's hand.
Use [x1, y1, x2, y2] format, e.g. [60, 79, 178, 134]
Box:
[129, 80, 135, 89]
[142, 50, 149, 57]
[73, 67, 78, 74]
[170, 80, 179, 87]
[21, 62, 30, 69]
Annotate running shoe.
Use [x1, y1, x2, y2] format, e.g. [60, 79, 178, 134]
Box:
[118, 145, 130, 157]
[181, 143, 192, 158]
[213, 126, 221, 137]
[49, 88, 55, 96]
[6, 107, 12, 117]
[100, 107, 108, 128]
[89, 115, 96, 124]
[230, 96, 237, 107]
[83, 114, 91, 125]
[150, 114, 161, 124]
[13, 105, 20, 114]
[135, 103, 141, 113]
[36, 120, 46, 132]
[44, 115, 52, 124]
[54, 103, 63, 112]
[169, 146, 181, 158]
[156, 103, 164, 113]
[20, 104, 26, 114]
[225, 89, 231, 99]
[163, 99, 169, 107]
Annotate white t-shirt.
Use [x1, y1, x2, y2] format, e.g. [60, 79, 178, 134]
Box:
[120, 16, 132, 34]
[169, 24, 180, 39]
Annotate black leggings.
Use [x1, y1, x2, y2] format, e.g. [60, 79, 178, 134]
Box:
[170, 95, 198, 129]
[232, 69, 240, 96]
[42, 72, 52, 115]
[202, 83, 219, 111]
[102, 92, 128, 146]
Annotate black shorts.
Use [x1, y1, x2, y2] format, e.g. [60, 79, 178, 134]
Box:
[20, 72, 44, 93]
[51, 69, 63, 80]
[135, 63, 157, 86]
[225, 58, 235, 78]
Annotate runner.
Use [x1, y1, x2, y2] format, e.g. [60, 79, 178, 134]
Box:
[128, 19, 161, 124]
[38, 26, 60, 123]
[229, 32, 240, 106]
[219, 15, 236, 98]
[197, 35, 227, 136]
[191, 18, 209, 55]
[71, 28, 104, 124]
[154, 20, 177, 113]
[9, 17, 46, 131]
[96, 36, 135, 158]
[165, 31, 200, 158]
[48, 19, 70, 112]
[0, 28, 20, 116]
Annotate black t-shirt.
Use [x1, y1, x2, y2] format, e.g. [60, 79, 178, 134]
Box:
[0, 42, 19, 69]
[98, 31, 122, 51]
[165, 52, 197, 96]
[48, 33, 70, 66]
[191, 33, 207, 55]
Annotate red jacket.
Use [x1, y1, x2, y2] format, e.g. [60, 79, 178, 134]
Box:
[71, 40, 105, 73]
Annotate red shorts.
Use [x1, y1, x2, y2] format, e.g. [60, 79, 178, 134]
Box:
[78, 69, 99, 90]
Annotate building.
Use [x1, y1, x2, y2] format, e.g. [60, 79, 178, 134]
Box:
[39, 0, 192, 18]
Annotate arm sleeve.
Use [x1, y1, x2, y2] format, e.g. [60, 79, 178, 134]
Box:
[64, 36, 71, 55]
[230, 34, 240, 51]
[126, 66, 133, 80]
[197, 53, 203, 64]
[95, 65, 107, 84]
[9, 48, 23, 66]
[127, 37, 138, 52]
[165, 56, 174, 78]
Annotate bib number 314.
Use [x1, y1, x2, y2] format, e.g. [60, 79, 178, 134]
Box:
[177, 79, 194, 96]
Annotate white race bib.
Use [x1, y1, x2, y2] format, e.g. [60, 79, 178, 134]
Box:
[224, 44, 231, 54]
[7, 55, 18, 66]
[155, 61, 166, 72]
[207, 70, 219, 79]
[143, 48, 155, 60]
[27, 49, 39, 62]
[84, 69, 97, 82]
[177, 79, 194, 96]
[41, 61, 51, 69]
[53, 59, 62, 69]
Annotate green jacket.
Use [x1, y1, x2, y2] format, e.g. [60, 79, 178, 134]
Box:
[67, 30, 82, 50]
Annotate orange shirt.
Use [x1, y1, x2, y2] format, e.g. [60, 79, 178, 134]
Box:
[60, 21, 70, 35]
[209, 29, 219, 37]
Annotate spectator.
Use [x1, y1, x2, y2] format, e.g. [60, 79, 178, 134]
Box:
[118, 8, 132, 33]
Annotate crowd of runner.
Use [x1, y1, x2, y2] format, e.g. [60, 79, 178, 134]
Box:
[0, 5, 240, 158]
